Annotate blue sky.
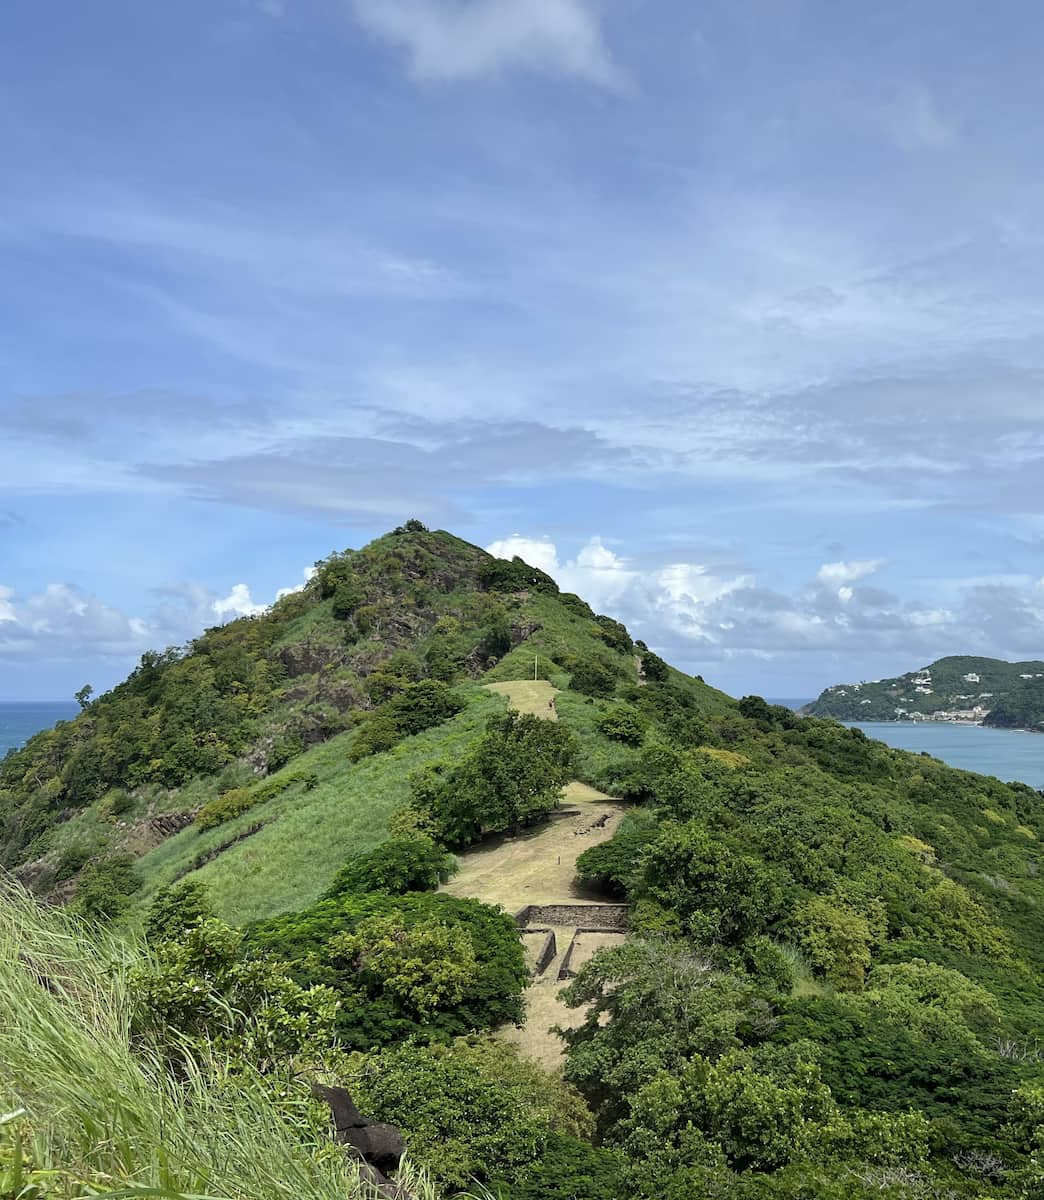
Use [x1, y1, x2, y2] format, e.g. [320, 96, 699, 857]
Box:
[2, 0, 1044, 700]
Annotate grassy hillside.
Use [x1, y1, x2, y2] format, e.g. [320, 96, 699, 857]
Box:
[0, 523, 658, 914]
[7, 526, 1044, 1198]
[806, 654, 1044, 728]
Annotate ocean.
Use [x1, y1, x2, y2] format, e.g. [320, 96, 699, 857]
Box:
[846, 720, 1044, 790]
[768, 698, 1044, 789]
[0, 701, 79, 759]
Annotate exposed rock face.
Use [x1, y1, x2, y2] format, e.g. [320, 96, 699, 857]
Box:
[511, 619, 542, 645]
[312, 1083, 414, 1199]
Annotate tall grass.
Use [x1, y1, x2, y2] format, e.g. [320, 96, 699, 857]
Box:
[0, 880, 439, 1199]
[135, 687, 503, 925]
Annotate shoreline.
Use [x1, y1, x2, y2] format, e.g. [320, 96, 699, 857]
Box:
[846, 717, 1043, 736]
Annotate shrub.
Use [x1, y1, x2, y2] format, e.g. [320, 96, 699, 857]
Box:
[331, 580, 365, 621]
[324, 836, 455, 897]
[99, 788, 135, 818]
[350, 1039, 593, 1189]
[412, 711, 577, 846]
[595, 614, 633, 653]
[246, 891, 527, 1047]
[144, 880, 214, 944]
[349, 681, 464, 762]
[478, 555, 559, 595]
[569, 659, 618, 698]
[598, 704, 645, 745]
[195, 787, 256, 831]
[333, 914, 476, 1017]
[53, 843, 93, 884]
[793, 896, 885, 991]
[640, 650, 669, 683]
[71, 854, 141, 922]
[266, 734, 304, 772]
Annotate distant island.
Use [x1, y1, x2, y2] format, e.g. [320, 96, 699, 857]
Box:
[803, 654, 1044, 731]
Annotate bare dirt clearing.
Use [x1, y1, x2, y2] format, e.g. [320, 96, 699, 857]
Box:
[484, 678, 560, 718]
[441, 780, 626, 909]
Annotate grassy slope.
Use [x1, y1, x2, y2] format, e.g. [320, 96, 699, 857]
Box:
[136, 685, 505, 924]
[129, 593, 734, 926]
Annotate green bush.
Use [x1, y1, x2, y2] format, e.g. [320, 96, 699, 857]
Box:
[640, 649, 669, 682]
[349, 681, 464, 762]
[598, 704, 645, 745]
[195, 787, 257, 831]
[53, 843, 93, 884]
[143, 880, 214, 944]
[412, 711, 577, 846]
[478, 555, 559, 595]
[324, 836, 455, 896]
[569, 659, 619, 698]
[71, 854, 141, 922]
[246, 891, 527, 1048]
[350, 1039, 593, 1189]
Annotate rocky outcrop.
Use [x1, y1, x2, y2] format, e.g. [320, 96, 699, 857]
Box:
[312, 1084, 414, 1199]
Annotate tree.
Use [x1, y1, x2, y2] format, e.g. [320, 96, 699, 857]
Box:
[569, 659, 618, 698]
[349, 1039, 592, 1189]
[333, 914, 476, 1017]
[324, 836, 455, 896]
[793, 896, 884, 991]
[72, 854, 141, 922]
[640, 650, 669, 683]
[143, 880, 214, 944]
[74, 683, 94, 710]
[560, 938, 770, 1130]
[413, 711, 577, 845]
[638, 821, 784, 944]
[598, 704, 645, 746]
[131, 917, 338, 1067]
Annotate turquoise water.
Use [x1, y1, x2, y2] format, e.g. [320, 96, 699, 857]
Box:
[0, 701, 78, 758]
[848, 721, 1044, 789]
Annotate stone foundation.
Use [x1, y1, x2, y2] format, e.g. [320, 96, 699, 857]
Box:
[514, 903, 629, 931]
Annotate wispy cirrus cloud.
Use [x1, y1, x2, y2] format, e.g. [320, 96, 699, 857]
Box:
[350, 0, 625, 88]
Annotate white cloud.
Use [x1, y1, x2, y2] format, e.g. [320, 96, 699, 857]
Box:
[0, 572, 297, 663]
[486, 533, 639, 613]
[211, 583, 266, 620]
[882, 84, 958, 151]
[485, 533, 1044, 675]
[816, 559, 884, 586]
[485, 534, 561, 576]
[276, 565, 318, 599]
[0, 583, 156, 659]
[350, 0, 624, 88]
[486, 533, 753, 643]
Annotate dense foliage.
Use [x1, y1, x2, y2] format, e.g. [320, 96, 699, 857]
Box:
[409, 709, 578, 845]
[246, 890, 528, 1048]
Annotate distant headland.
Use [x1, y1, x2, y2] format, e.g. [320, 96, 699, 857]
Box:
[803, 655, 1044, 731]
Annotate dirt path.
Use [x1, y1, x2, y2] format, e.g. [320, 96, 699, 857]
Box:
[484, 679, 560, 718]
[440, 680, 628, 1068]
[441, 781, 626, 909]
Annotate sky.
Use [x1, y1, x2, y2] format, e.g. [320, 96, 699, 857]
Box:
[2, 0, 1044, 700]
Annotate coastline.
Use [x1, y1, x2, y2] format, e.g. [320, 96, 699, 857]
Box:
[843, 716, 1042, 734]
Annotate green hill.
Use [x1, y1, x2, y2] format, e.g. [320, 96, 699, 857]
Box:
[804, 654, 1044, 730]
[7, 526, 1044, 1200]
[0, 523, 729, 915]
